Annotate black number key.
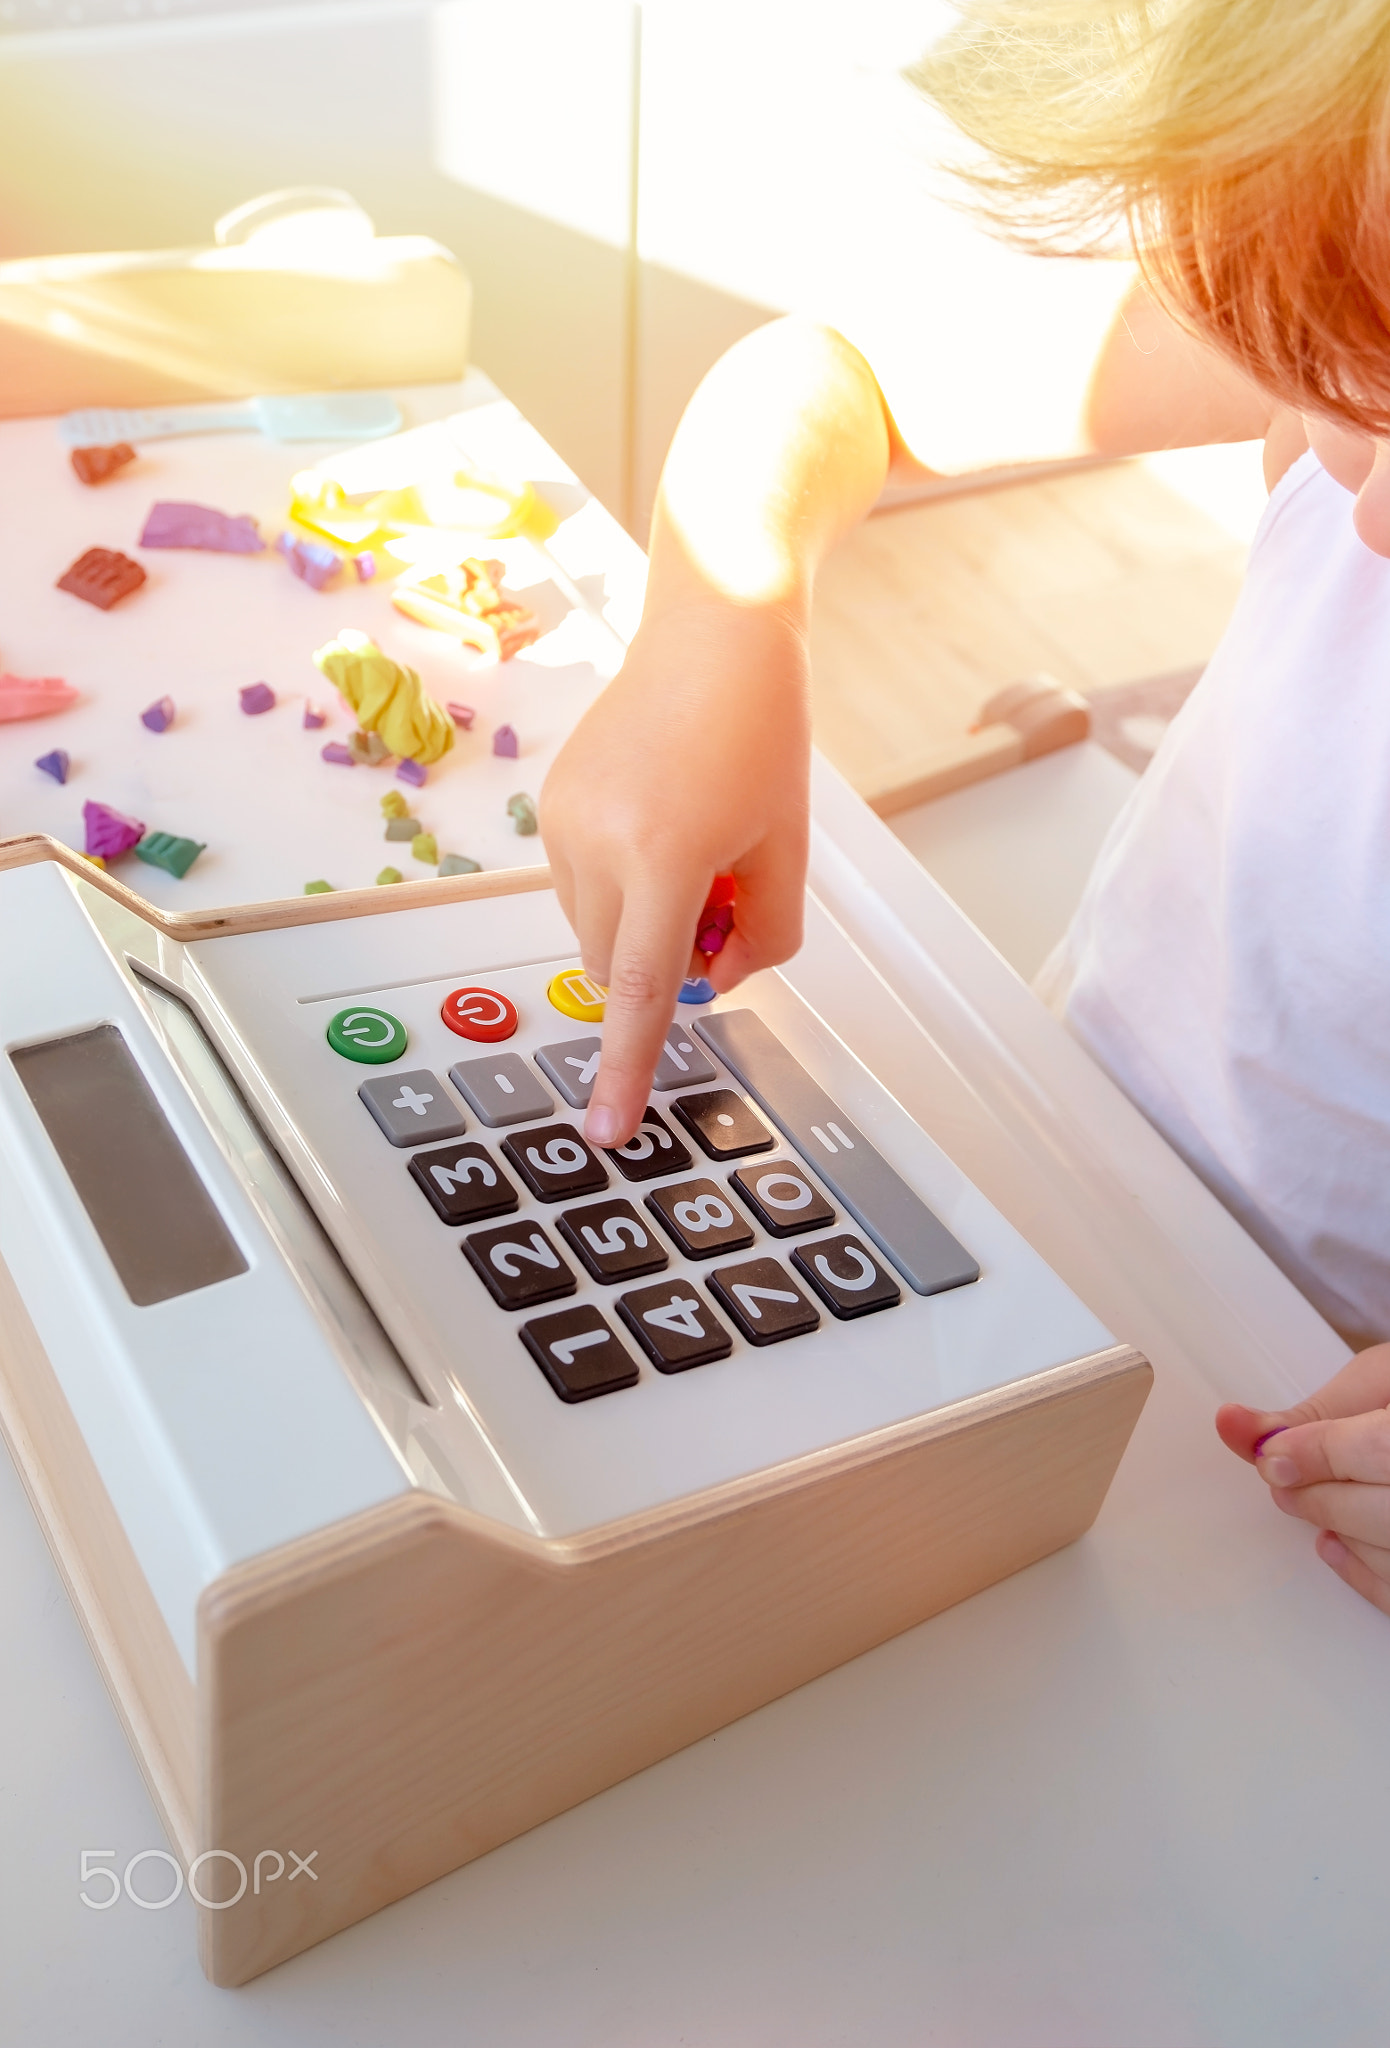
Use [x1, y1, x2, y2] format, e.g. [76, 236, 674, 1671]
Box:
[500, 1122, 609, 1202]
[605, 1105, 693, 1182]
[521, 1305, 639, 1402]
[463, 1221, 576, 1309]
[730, 1159, 834, 1238]
[792, 1233, 902, 1319]
[706, 1256, 820, 1345]
[671, 1088, 774, 1161]
[646, 1177, 754, 1260]
[557, 1197, 669, 1283]
[618, 1279, 733, 1373]
[409, 1140, 519, 1225]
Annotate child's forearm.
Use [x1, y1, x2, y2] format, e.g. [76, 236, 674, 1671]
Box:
[642, 316, 899, 627]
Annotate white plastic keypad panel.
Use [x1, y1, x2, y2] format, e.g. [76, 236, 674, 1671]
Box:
[177, 887, 1116, 1539]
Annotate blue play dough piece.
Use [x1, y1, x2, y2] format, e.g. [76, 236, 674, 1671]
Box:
[678, 977, 716, 1005]
[35, 748, 70, 784]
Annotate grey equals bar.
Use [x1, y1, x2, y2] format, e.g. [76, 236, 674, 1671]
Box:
[694, 1009, 979, 1298]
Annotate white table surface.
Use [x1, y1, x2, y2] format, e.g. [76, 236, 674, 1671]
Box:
[6, 386, 1390, 2048]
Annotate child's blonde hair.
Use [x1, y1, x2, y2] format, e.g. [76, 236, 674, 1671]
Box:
[913, 0, 1390, 434]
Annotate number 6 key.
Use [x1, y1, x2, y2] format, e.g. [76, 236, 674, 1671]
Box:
[500, 1122, 609, 1201]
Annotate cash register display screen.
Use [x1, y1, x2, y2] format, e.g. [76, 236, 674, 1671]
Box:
[12, 1024, 248, 1306]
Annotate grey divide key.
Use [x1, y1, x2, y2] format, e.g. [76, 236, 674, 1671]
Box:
[694, 1009, 979, 1296]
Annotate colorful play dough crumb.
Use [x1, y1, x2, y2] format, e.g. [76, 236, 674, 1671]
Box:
[348, 728, 391, 767]
[304, 879, 334, 894]
[697, 903, 735, 956]
[35, 748, 70, 783]
[396, 757, 427, 788]
[278, 533, 343, 589]
[1, 674, 78, 722]
[678, 976, 717, 1005]
[493, 724, 519, 759]
[139, 502, 263, 554]
[302, 702, 327, 729]
[71, 443, 135, 486]
[240, 681, 276, 716]
[391, 556, 541, 659]
[134, 830, 205, 879]
[411, 831, 438, 864]
[437, 852, 481, 877]
[83, 853, 107, 870]
[57, 547, 146, 610]
[376, 866, 403, 886]
[313, 630, 454, 765]
[447, 702, 475, 729]
[384, 816, 421, 841]
[140, 695, 175, 733]
[506, 791, 538, 836]
[380, 788, 409, 819]
[353, 554, 377, 583]
[321, 741, 354, 765]
[83, 799, 146, 859]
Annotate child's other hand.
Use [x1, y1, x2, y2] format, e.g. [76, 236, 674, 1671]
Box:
[1217, 1345, 1390, 1613]
[541, 598, 811, 1148]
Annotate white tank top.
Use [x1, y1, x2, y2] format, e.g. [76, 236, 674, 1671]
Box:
[1039, 449, 1390, 1347]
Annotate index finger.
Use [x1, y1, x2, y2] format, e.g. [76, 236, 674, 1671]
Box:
[584, 882, 707, 1149]
[1257, 1406, 1390, 1490]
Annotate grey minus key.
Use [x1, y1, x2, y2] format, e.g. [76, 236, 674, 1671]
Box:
[695, 1009, 979, 1296]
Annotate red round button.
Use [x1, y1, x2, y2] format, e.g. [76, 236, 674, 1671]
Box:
[441, 985, 518, 1042]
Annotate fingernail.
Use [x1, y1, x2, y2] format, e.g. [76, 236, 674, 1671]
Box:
[1252, 1427, 1288, 1456]
[586, 1103, 619, 1147]
[1261, 1455, 1300, 1486]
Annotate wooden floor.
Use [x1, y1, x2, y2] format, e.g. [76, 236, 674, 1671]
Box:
[807, 451, 1259, 812]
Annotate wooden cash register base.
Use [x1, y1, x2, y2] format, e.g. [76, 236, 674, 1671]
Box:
[0, 837, 1152, 1986]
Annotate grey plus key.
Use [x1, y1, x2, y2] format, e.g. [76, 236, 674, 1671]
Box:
[695, 1009, 979, 1296]
[534, 1036, 603, 1108]
[652, 1023, 717, 1091]
[448, 1052, 554, 1127]
[358, 1069, 466, 1147]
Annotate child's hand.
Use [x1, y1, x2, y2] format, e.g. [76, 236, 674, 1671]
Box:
[541, 597, 811, 1148]
[1217, 1345, 1390, 1614]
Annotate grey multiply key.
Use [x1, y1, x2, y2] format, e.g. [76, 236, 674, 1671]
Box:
[534, 1036, 603, 1107]
[694, 1010, 979, 1296]
[448, 1052, 554, 1126]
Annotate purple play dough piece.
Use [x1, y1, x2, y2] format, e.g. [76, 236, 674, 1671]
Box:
[447, 702, 475, 729]
[492, 723, 519, 759]
[139, 502, 264, 554]
[83, 799, 146, 859]
[395, 758, 427, 788]
[321, 742, 355, 765]
[240, 682, 276, 716]
[141, 695, 175, 733]
[303, 702, 327, 729]
[35, 749, 69, 784]
[353, 554, 377, 583]
[277, 533, 342, 590]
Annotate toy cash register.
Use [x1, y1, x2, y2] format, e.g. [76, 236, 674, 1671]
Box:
[0, 832, 1150, 1986]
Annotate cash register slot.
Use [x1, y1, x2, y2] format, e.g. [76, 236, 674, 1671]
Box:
[131, 971, 434, 1412]
[695, 1008, 980, 1297]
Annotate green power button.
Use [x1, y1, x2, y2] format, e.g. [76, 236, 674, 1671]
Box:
[326, 1005, 408, 1064]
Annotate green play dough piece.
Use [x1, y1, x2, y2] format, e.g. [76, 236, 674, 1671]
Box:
[380, 789, 409, 819]
[376, 865, 403, 886]
[411, 831, 438, 864]
[384, 816, 421, 841]
[437, 852, 482, 877]
[506, 792, 538, 836]
[133, 830, 206, 879]
[303, 879, 334, 894]
[326, 1004, 407, 1063]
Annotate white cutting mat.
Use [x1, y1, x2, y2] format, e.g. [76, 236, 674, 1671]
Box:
[0, 370, 646, 908]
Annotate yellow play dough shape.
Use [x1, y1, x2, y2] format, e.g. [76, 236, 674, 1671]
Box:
[312, 630, 454, 765]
